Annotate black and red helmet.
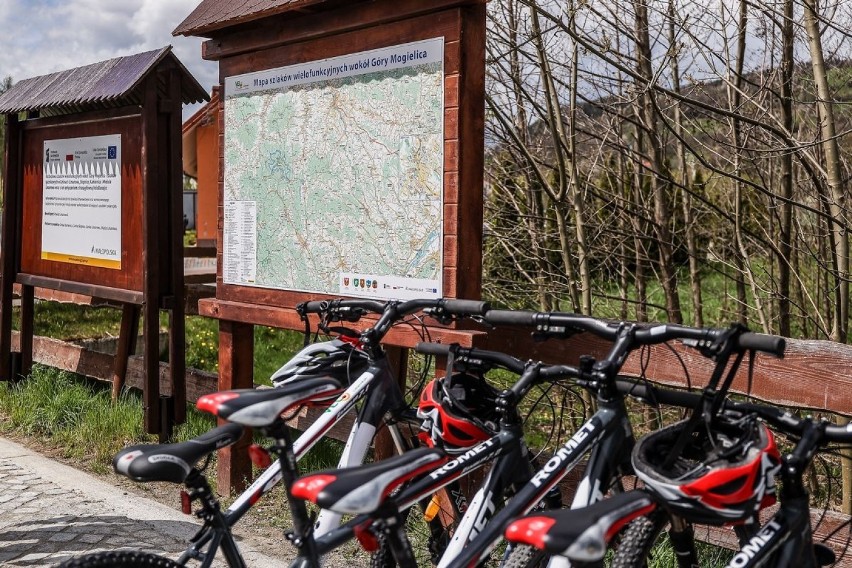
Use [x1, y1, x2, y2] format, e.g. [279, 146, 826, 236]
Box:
[632, 414, 781, 525]
[417, 371, 501, 454]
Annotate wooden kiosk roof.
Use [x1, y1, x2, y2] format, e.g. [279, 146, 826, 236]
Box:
[174, 0, 359, 37]
[0, 47, 208, 117]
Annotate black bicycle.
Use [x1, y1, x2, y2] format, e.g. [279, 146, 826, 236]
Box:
[57, 298, 489, 568]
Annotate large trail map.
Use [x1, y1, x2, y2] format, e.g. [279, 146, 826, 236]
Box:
[223, 38, 444, 300]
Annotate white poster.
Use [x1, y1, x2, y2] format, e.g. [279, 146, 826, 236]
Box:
[42, 135, 122, 269]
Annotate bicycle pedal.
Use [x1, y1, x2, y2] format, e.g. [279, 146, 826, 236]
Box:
[813, 543, 835, 566]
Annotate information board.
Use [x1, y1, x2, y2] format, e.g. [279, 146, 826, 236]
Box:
[42, 135, 122, 269]
[222, 37, 444, 300]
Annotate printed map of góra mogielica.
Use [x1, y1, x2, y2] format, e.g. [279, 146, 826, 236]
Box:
[223, 38, 444, 300]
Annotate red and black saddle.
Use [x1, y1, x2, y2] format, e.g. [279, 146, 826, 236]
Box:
[504, 490, 658, 563]
[292, 447, 447, 514]
[196, 377, 343, 427]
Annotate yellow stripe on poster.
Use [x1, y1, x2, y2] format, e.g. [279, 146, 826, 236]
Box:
[41, 252, 121, 270]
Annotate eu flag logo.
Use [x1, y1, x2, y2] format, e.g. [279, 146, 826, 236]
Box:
[108, 146, 117, 159]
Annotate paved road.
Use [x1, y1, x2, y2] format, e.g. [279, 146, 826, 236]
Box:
[0, 436, 287, 567]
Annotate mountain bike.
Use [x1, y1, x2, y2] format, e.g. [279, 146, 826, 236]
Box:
[501, 326, 791, 568]
[502, 398, 848, 568]
[58, 298, 488, 568]
[444, 314, 779, 568]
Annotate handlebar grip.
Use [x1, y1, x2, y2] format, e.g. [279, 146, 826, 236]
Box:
[483, 309, 536, 326]
[737, 333, 785, 358]
[442, 299, 491, 315]
[415, 342, 453, 356]
[301, 301, 327, 313]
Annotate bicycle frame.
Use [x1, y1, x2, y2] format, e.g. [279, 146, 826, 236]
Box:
[445, 395, 633, 568]
[179, 356, 411, 566]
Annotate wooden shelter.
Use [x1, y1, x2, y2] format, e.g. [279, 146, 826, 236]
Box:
[0, 47, 209, 436]
[175, 0, 487, 490]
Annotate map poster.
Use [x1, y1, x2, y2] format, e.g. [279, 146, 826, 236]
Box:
[223, 37, 444, 301]
[42, 135, 122, 269]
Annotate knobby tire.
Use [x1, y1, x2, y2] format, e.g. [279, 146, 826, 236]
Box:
[57, 550, 183, 568]
[610, 514, 667, 568]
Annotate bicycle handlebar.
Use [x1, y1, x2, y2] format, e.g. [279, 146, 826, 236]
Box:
[415, 342, 527, 375]
[300, 299, 387, 314]
[617, 377, 852, 443]
[484, 309, 785, 358]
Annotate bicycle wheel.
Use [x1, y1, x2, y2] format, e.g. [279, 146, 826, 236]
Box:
[57, 550, 182, 568]
[610, 513, 668, 568]
[500, 544, 549, 568]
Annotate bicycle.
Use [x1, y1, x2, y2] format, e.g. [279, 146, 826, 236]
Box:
[298, 313, 781, 567]
[502, 328, 795, 567]
[58, 298, 489, 568]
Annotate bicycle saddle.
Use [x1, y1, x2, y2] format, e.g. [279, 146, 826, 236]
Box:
[292, 447, 446, 514]
[196, 377, 343, 427]
[114, 422, 245, 484]
[504, 490, 658, 562]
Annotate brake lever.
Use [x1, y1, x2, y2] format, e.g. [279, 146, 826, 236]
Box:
[423, 307, 454, 325]
[532, 325, 580, 342]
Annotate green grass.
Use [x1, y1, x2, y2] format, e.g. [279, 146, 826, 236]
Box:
[184, 315, 306, 385]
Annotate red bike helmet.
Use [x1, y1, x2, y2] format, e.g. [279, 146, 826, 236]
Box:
[417, 371, 501, 454]
[632, 414, 781, 525]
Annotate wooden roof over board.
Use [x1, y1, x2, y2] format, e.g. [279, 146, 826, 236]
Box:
[173, 0, 488, 38]
[0, 47, 208, 117]
[173, 0, 355, 37]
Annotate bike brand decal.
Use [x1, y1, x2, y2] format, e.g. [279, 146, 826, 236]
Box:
[530, 421, 597, 488]
[428, 438, 495, 480]
[726, 520, 781, 567]
[452, 487, 469, 513]
[148, 455, 190, 473]
[323, 373, 373, 415]
[469, 490, 496, 540]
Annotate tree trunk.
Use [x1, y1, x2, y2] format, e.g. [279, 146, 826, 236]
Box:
[634, 0, 682, 323]
[803, 0, 851, 513]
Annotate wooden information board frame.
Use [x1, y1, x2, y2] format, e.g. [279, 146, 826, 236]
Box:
[0, 49, 209, 436]
[176, 0, 487, 490]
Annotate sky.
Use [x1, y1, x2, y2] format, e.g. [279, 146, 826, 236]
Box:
[0, 0, 218, 117]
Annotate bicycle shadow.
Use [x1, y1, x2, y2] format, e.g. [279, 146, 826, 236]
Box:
[0, 514, 201, 566]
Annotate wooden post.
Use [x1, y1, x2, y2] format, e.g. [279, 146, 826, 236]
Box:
[111, 303, 140, 400]
[217, 319, 254, 495]
[0, 113, 20, 381]
[141, 76, 162, 434]
[167, 67, 187, 424]
[19, 284, 34, 377]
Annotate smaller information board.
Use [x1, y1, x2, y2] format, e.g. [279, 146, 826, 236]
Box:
[42, 135, 122, 269]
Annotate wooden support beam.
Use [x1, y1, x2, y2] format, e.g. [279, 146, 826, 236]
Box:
[19, 285, 34, 377]
[217, 320, 254, 496]
[112, 304, 141, 400]
[0, 113, 21, 381]
[167, 67, 187, 424]
[141, 75, 161, 434]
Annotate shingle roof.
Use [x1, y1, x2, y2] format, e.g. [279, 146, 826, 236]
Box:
[0, 47, 209, 116]
[173, 0, 330, 37]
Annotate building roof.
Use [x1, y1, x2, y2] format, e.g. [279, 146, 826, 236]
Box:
[173, 0, 338, 37]
[0, 47, 209, 117]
